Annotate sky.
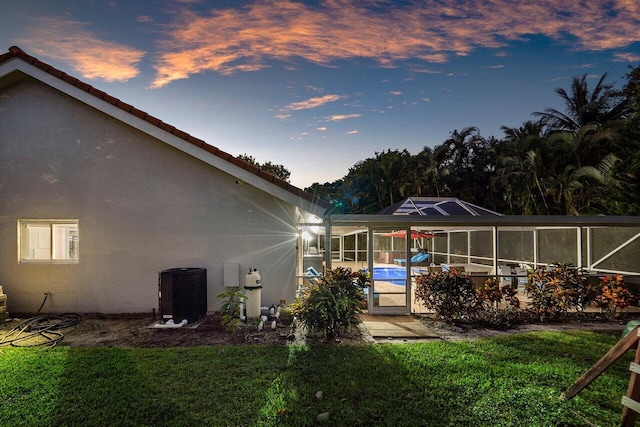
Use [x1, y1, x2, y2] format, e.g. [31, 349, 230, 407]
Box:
[2, 0, 639, 189]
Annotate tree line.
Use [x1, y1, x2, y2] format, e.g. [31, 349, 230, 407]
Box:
[304, 66, 640, 215]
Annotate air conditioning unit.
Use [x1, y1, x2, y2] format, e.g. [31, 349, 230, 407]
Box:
[158, 268, 207, 324]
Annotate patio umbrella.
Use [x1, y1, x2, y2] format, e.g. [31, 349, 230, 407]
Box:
[382, 230, 435, 239]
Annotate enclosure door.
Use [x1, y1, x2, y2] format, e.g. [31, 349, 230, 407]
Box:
[369, 228, 411, 315]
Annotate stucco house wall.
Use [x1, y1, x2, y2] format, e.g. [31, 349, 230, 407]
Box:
[0, 74, 307, 315]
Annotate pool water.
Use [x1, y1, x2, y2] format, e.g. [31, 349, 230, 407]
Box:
[372, 267, 407, 286]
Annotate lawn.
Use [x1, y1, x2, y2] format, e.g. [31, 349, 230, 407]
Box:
[0, 330, 632, 426]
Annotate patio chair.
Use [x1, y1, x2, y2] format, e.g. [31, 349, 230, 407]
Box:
[514, 267, 529, 293]
[428, 265, 442, 274]
[394, 252, 430, 266]
[297, 266, 323, 297]
[499, 265, 513, 287]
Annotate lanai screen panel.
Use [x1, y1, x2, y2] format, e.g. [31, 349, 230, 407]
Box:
[537, 228, 578, 266]
[589, 227, 640, 274]
[469, 229, 493, 266]
[498, 228, 534, 265]
[449, 231, 468, 264]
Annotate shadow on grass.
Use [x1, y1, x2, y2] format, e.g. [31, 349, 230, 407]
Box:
[0, 331, 631, 426]
[50, 347, 198, 426]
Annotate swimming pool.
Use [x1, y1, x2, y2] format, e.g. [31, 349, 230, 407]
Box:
[372, 267, 407, 286]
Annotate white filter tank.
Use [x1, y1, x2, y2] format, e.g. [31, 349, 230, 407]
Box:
[244, 269, 262, 318]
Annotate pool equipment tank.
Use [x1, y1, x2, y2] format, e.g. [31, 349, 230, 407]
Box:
[244, 269, 262, 318]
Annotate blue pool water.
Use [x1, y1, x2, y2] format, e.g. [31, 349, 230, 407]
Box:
[372, 267, 407, 286]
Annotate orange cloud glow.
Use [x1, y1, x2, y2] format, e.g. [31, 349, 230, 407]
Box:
[17, 17, 145, 82]
[614, 52, 640, 62]
[283, 94, 342, 111]
[326, 114, 361, 121]
[150, 0, 639, 87]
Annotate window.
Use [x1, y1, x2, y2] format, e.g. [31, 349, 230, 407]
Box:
[19, 220, 79, 263]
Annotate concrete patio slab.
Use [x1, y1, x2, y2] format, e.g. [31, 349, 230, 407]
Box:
[361, 314, 439, 339]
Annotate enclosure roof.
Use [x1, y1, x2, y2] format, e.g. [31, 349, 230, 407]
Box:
[327, 214, 640, 228]
[378, 197, 502, 216]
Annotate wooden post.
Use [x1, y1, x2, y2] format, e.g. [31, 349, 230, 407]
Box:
[621, 334, 640, 426]
[562, 326, 640, 400]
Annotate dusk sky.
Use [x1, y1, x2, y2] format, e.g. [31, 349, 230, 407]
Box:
[2, 0, 639, 188]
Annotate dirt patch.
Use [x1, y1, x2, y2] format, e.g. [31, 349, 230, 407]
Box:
[0, 314, 293, 348]
[0, 313, 631, 348]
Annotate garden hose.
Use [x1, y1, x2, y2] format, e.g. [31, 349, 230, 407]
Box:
[0, 313, 82, 348]
[0, 294, 82, 347]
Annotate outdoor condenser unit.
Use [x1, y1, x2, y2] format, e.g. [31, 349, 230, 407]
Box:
[158, 268, 207, 324]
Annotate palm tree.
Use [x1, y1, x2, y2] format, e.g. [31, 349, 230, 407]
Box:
[570, 153, 621, 212]
[534, 73, 627, 133]
[501, 120, 546, 143]
[495, 121, 550, 214]
[404, 147, 439, 197]
[436, 127, 488, 201]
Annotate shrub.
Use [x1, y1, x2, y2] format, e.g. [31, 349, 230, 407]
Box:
[471, 278, 526, 328]
[414, 272, 484, 322]
[290, 267, 369, 339]
[526, 263, 601, 321]
[474, 307, 534, 329]
[216, 287, 247, 332]
[476, 278, 521, 310]
[594, 275, 636, 315]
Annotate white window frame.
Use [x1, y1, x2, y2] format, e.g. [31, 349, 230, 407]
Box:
[18, 219, 79, 264]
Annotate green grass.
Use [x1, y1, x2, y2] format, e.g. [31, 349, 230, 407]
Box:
[0, 331, 632, 426]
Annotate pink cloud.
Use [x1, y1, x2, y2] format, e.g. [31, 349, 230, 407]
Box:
[283, 94, 342, 111]
[17, 17, 145, 82]
[326, 113, 361, 121]
[151, 0, 640, 87]
[614, 52, 640, 62]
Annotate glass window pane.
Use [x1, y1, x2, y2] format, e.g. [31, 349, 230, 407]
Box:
[52, 224, 79, 260]
[20, 220, 79, 262]
[25, 225, 51, 260]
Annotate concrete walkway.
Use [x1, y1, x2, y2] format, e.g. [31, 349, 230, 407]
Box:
[361, 314, 439, 339]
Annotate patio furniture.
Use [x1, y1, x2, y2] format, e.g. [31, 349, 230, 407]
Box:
[499, 265, 528, 292]
[296, 266, 323, 297]
[428, 265, 442, 273]
[394, 252, 430, 266]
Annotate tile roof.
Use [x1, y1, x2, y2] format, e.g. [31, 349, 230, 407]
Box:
[0, 46, 330, 211]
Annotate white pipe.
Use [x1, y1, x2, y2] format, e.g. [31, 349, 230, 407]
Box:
[153, 319, 188, 329]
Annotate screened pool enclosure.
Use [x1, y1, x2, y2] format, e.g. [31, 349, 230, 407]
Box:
[298, 215, 640, 315]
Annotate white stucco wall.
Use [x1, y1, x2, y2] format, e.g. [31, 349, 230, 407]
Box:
[0, 77, 301, 314]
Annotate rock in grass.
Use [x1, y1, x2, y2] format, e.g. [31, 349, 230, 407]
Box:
[317, 411, 330, 422]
